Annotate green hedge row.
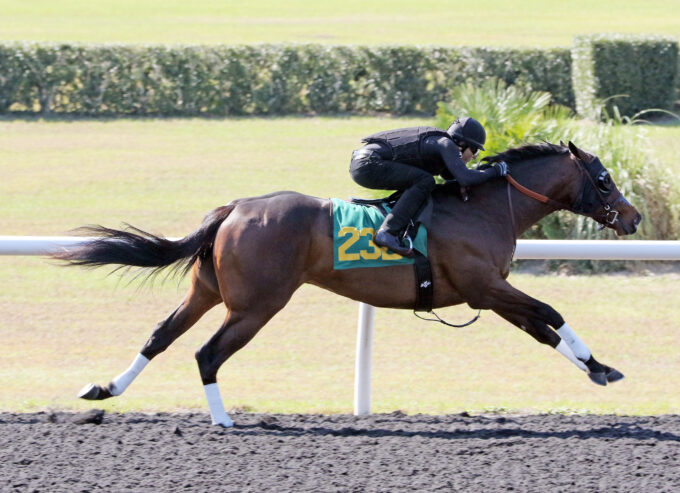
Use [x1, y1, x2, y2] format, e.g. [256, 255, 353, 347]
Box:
[0, 43, 573, 116]
[1, 39, 675, 117]
[572, 34, 679, 119]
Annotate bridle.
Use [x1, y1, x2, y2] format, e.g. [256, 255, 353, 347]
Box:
[504, 154, 623, 237]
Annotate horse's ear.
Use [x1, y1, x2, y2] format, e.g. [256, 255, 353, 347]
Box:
[568, 141, 586, 160]
[559, 140, 566, 147]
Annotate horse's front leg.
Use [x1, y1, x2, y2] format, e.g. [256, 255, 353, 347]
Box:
[471, 278, 624, 386]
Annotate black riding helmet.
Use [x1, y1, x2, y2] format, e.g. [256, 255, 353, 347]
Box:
[447, 117, 486, 151]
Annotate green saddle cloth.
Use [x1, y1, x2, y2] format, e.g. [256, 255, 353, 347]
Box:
[331, 198, 427, 270]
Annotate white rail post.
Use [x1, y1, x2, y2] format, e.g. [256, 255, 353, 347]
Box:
[353, 302, 375, 415]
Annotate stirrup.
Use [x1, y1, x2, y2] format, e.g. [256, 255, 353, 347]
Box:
[402, 234, 414, 252]
[395, 233, 414, 257]
[375, 230, 414, 257]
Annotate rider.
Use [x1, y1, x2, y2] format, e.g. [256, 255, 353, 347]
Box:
[349, 117, 508, 256]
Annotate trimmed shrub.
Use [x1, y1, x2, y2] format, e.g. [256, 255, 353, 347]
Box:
[3, 39, 676, 118]
[572, 34, 679, 119]
[452, 47, 574, 108]
[0, 43, 572, 116]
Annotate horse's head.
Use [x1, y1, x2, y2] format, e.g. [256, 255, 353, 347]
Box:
[566, 141, 642, 236]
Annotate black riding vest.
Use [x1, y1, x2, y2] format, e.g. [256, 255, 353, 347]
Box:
[361, 126, 452, 168]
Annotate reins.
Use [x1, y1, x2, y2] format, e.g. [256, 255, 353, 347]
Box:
[504, 158, 579, 239]
[505, 173, 573, 211]
[505, 171, 571, 243]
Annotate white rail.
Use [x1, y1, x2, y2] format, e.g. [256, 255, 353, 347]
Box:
[3, 237, 679, 260]
[513, 240, 680, 260]
[2, 236, 679, 415]
[0, 236, 100, 255]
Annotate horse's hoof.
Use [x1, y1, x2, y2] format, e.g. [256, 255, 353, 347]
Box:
[77, 383, 112, 400]
[587, 372, 607, 386]
[605, 366, 625, 383]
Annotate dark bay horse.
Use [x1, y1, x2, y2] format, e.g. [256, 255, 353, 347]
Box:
[55, 141, 642, 427]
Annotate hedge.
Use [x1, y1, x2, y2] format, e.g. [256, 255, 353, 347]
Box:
[1, 39, 675, 118]
[572, 34, 679, 119]
[0, 43, 573, 116]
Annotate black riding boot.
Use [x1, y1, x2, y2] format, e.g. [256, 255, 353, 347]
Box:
[349, 152, 435, 257]
[374, 186, 428, 257]
[375, 222, 414, 257]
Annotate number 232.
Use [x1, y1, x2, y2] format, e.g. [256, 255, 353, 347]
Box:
[337, 226, 403, 261]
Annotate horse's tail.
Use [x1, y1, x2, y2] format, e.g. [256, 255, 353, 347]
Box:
[53, 205, 234, 278]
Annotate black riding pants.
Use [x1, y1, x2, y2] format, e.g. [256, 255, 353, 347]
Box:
[349, 146, 436, 233]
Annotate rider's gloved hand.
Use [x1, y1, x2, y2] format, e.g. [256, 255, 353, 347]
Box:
[493, 161, 508, 177]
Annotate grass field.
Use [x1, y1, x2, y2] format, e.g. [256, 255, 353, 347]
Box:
[1, 258, 678, 415]
[645, 120, 680, 166]
[1, 116, 678, 235]
[0, 116, 423, 235]
[0, 0, 678, 46]
[1, 116, 679, 415]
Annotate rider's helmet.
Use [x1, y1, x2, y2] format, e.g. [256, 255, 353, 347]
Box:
[447, 117, 486, 151]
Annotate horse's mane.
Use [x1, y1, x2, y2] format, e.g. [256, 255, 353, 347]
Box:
[481, 142, 568, 166]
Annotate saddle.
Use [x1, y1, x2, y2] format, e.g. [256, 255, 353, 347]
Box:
[349, 190, 434, 239]
[348, 179, 468, 235]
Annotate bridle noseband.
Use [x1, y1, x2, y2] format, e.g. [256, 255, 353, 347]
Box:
[571, 158, 623, 229]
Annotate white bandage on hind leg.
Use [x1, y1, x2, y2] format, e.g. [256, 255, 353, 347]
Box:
[203, 383, 234, 427]
[109, 353, 150, 396]
[556, 322, 591, 362]
[555, 339, 588, 372]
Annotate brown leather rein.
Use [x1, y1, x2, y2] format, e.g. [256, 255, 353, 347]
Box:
[506, 175, 563, 208]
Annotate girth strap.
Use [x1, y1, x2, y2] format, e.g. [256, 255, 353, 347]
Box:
[413, 251, 433, 312]
[411, 223, 482, 327]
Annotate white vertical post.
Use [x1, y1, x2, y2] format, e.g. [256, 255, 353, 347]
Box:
[353, 302, 375, 415]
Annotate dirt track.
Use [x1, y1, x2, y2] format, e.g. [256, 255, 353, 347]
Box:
[1, 411, 678, 492]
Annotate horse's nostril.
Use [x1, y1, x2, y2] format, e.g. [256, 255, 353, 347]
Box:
[634, 214, 642, 226]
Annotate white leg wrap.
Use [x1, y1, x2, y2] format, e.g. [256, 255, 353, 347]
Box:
[556, 322, 591, 362]
[203, 383, 234, 427]
[555, 340, 588, 372]
[109, 353, 150, 396]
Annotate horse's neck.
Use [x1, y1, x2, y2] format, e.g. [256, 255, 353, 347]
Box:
[432, 155, 579, 237]
[506, 155, 581, 236]
[431, 154, 580, 239]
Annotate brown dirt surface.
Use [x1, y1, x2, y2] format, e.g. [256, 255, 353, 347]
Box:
[1, 411, 678, 492]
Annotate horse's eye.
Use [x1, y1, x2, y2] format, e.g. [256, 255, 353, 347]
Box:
[597, 171, 612, 194]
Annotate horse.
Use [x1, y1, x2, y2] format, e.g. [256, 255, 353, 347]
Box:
[54, 141, 642, 427]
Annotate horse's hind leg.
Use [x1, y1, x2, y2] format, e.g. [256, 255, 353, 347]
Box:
[194, 301, 292, 427]
[78, 261, 221, 400]
[193, 268, 300, 427]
